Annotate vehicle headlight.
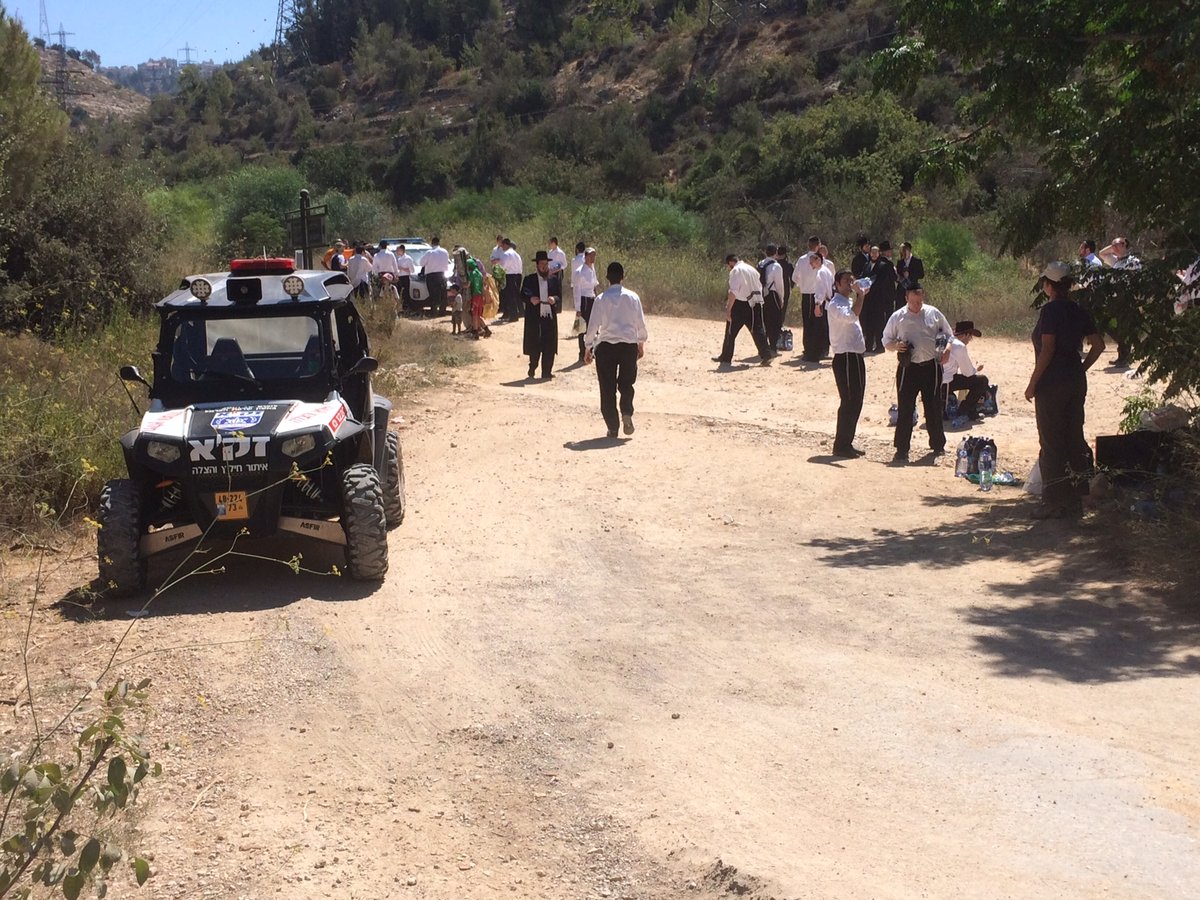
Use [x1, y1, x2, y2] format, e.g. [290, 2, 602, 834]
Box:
[146, 440, 181, 463]
[189, 278, 212, 301]
[281, 434, 317, 457]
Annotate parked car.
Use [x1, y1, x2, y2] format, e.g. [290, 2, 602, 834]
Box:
[378, 237, 464, 314]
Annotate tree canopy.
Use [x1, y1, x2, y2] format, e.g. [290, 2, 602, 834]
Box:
[878, 0, 1200, 254]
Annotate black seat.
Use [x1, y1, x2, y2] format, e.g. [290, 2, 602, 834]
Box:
[297, 334, 322, 377]
[207, 338, 254, 379]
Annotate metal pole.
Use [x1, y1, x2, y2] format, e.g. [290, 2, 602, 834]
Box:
[300, 189, 312, 269]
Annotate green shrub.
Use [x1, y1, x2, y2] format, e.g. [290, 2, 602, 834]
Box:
[217, 165, 305, 255]
[914, 219, 977, 276]
[612, 198, 704, 249]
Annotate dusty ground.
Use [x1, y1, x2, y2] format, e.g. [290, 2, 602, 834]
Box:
[4, 313, 1200, 899]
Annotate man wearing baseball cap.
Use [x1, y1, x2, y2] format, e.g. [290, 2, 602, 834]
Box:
[1025, 261, 1105, 519]
[942, 320, 990, 421]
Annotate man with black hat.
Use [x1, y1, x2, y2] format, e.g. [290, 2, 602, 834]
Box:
[882, 281, 954, 463]
[584, 261, 648, 438]
[942, 321, 990, 421]
[863, 241, 900, 352]
[521, 250, 562, 380]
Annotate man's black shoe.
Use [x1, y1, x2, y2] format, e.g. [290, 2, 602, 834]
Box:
[712, 356, 731, 364]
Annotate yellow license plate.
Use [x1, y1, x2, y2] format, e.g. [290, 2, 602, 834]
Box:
[214, 491, 249, 520]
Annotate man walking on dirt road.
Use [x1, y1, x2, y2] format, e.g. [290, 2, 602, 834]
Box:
[714, 254, 776, 365]
[585, 261, 648, 438]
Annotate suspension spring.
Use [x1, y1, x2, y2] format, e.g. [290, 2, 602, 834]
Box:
[159, 482, 183, 513]
[296, 478, 323, 502]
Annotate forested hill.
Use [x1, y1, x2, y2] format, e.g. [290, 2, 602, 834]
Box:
[123, 0, 992, 246]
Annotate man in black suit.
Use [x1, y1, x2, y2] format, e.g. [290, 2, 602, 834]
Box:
[521, 250, 562, 379]
[897, 241, 925, 293]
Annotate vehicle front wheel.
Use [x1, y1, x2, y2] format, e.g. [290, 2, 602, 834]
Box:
[382, 431, 406, 528]
[97, 479, 145, 596]
[340, 463, 389, 581]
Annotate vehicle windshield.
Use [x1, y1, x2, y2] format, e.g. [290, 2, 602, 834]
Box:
[166, 313, 325, 387]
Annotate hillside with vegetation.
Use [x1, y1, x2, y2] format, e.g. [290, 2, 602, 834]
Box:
[1, 0, 1198, 537]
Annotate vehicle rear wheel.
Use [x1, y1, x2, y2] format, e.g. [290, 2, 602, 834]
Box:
[382, 431, 406, 527]
[97, 479, 145, 596]
[340, 463, 389, 580]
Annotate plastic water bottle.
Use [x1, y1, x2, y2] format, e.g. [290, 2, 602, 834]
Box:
[955, 440, 970, 478]
[979, 449, 994, 492]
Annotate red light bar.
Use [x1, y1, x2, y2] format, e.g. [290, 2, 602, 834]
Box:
[230, 258, 295, 275]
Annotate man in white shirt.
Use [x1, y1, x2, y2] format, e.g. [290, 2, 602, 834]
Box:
[570, 241, 586, 299]
[825, 270, 868, 458]
[500, 238, 523, 321]
[882, 281, 954, 463]
[547, 237, 568, 277]
[573, 247, 599, 362]
[793, 235, 829, 361]
[941, 320, 989, 421]
[585, 261, 648, 438]
[372, 240, 399, 299]
[421, 236, 452, 312]
[715, 254, 776, 365]
[346, 243, 373, 300]
[395, 244, 416, 310]
[758, 244, 786, 351]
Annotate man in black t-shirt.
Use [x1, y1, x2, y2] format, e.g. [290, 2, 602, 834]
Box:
[1025, 261, 1106, 519]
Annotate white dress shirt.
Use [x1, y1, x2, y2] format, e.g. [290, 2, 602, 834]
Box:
[941, 337, 977, 383]
[421, 245, 450, 276]
[501, 247, 523, 276]
[585, 285, 648, 349]
[882, 304, 954, 363]
[813, 265, 834, 305]
[759, 258, 784, 300]
[346, 253, 372, 287]
[570, 252, 584, 284]
[396, 253, 415, 277]
[573, 261, 598, 311]
[792, 251, 820, 293]
[826, 291, 866, 355]
[372, 249, 399, 276]
[548, 246, 567, 274]
[728, 261, 763, 303]
[490, 244, 504, 264]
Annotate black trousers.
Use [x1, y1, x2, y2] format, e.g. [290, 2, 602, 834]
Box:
[718, 300, 773, 362]
[832, 352, 866, 452]
[576, 295, 595, 358]
[763, 291, 784, 348]
[945, 372, 989, 418]
[801, 293, 829, 360]
[397, 275, 411, 309]
[426, 272, 447, 311]
[860, 296, 889, 352]
[594, 341, 638, 432]
[895, 359, 946, 454]
[1035, 372, 1091, 508]
[504, 274, 521, 319]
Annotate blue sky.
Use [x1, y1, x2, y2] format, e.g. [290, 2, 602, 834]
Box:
[10, 0, 281, 67]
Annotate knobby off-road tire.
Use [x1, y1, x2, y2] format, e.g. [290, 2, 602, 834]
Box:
[97, 479, 145, 596]
[383, 430, 406, 528]
[340, 463, 389, 581]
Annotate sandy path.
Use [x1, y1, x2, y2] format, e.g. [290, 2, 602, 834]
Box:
[106, 313, 1200, 898]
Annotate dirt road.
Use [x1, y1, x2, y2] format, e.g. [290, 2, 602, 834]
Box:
[24, 313, 1200, 898]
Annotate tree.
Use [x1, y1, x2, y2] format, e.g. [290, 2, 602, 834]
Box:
[877, 0, 1200, 253]
[878, 0, 1200, 396]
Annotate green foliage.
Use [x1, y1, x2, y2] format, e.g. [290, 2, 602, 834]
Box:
[323, 191, 393, 244]
[350, 22, 451, 99]
[0, 676, 160, 899]
[881, 0, 1200, 251]
[611, 198, 704, 249]
[216, 166, 305, 256]
[0, 9, 67, 214]
[1119, 388, 1160, 435]
[298, 145, 373, 196]
[914, 220, 975, 276]
[0, 138, 162, 335]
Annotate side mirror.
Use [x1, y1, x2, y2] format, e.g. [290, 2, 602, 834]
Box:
[347, 356, 379, 376]
[119, 365, 151, 388]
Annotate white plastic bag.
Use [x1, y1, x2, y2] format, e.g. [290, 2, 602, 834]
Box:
[1024, 460, 1043, 496]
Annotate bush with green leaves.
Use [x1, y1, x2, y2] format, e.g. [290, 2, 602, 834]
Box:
[914, 220, 976, 277]
[1, 676, 159, 899]
[216, 166, 305, 257]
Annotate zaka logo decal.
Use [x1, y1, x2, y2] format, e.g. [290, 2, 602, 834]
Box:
[211, 410, 265, 430]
